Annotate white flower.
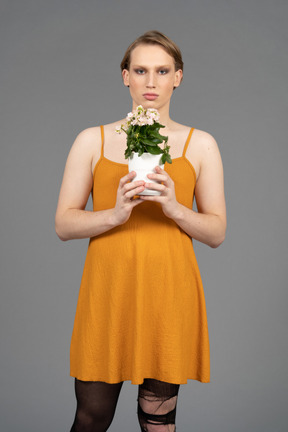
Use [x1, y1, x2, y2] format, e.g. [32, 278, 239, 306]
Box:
[148, 109, 160, 122]
[115, 105, 161, 133]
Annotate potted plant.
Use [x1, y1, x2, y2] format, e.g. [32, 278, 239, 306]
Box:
[116, 105, 171, 195]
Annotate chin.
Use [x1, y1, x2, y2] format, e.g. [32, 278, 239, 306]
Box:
[142, 99, 161, 108]
[142, 101, 157, 108]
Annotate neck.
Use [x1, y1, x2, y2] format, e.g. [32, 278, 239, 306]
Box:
[157, 110, 172, 129]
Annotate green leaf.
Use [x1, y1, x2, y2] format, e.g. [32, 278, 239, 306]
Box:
[149, 131, 163, 139]
[149, 122, 160, 130]
[141, 139, 157, 146]
[137, 148, 144, 157]
[160, 153, 172, 164]
[145, 145, 163, 155]
[124, 119, 171, 164]
[149, 130, 168, 142]
[125, 148, 132, 159]
[150, 137, 163, 144]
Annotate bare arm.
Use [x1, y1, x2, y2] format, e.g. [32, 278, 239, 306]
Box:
[140, 132, 226, 248]
[55, 127, 145, 241]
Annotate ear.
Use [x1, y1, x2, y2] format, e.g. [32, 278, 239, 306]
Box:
[173, 69, 183, 88]
[122, 69, 130, 87]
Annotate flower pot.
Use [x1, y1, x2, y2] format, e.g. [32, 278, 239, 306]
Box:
[128, 152, 164, 196]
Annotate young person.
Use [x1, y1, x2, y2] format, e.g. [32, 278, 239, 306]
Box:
[55, 30, 226, 432]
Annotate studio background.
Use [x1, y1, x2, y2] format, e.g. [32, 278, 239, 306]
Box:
[1, 0, 287, 431]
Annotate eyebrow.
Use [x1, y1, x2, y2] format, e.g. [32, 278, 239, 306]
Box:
[132, 65, 172, 69]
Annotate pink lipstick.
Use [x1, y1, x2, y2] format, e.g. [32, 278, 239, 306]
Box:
[143, 93, 158, 101]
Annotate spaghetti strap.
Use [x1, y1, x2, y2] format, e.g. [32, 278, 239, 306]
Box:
[182, 128, 194, 157]
[100, 125, 104, 157]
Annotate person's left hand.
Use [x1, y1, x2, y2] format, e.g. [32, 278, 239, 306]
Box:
[139, 166, 181, 219]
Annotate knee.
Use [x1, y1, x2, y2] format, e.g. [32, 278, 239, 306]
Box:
[72, 408, 114, 432]
[139, 395, 177, 415]
[137, 402, 177, 432]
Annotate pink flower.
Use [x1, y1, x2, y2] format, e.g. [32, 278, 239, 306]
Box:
[116, 106, 161, 133]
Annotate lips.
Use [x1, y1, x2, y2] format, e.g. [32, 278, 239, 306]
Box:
[143, 93, 158, 101]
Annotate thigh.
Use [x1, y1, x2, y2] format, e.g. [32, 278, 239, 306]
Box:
[71, 379, 124, 432]
[74, 379, 123, 414]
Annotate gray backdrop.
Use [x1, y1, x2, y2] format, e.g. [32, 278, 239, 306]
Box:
[1, 0, 287, 431]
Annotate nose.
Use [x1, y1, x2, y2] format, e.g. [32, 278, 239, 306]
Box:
[146, 72, 156, 88]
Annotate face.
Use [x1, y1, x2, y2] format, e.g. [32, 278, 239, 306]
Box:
[122, 44, 182, 113]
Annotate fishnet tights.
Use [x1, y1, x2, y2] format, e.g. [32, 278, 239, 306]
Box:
[70, 378, 180, 432]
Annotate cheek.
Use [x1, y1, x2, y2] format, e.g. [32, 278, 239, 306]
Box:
[163, 79, 176, 92]
[129, 77, 143, 90]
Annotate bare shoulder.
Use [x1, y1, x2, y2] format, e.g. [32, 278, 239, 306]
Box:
[190, 128, 219, 153]
[66, 126, 102, 175]
[185, 128, 222, 179]
[71, 126, 101, 154]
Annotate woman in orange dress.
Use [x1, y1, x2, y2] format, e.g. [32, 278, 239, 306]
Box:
[55, 30, 226, 432]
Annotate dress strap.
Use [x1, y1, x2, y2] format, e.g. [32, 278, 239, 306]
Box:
[100, 125, 104, 157]
[182, 127, 194, 157]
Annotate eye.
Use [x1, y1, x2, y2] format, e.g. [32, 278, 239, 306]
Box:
[159, 69, 169, 75]
[135, 68, 145, 75]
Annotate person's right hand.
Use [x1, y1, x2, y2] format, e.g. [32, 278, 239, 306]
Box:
[112, 171, 145, 226]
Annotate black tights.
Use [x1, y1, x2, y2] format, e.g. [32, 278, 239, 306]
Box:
[70, 378, 180, 432]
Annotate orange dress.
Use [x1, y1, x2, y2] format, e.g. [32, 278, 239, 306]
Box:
[70, 125, 210, 385]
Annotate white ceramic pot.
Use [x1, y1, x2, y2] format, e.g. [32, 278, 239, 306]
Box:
[128, 152, 164, 196]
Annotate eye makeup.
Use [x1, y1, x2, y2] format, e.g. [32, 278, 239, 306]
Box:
[133, 66, 171, 75]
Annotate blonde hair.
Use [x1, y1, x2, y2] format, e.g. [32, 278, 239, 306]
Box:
[120, 30, 184, 76]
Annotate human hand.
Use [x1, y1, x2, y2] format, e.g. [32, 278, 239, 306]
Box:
[112, 171, 145, 225]
[139, 166, 181, 219]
